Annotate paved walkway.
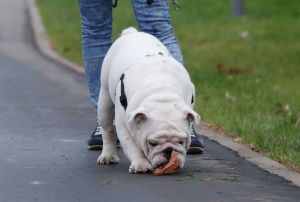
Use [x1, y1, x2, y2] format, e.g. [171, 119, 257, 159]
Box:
[0, 0, 299, 201]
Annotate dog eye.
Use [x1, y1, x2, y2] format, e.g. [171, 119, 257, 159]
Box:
[179, 140, 184, 145]
[149, 140, 158, 147]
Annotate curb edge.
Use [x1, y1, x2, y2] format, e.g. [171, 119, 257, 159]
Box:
[27, 0, 85, 75]
[199, 125, 300, 187]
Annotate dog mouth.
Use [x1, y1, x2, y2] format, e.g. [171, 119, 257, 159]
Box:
[152, 147, 179, 168]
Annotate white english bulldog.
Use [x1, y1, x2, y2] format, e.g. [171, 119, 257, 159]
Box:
[97, 27, 201, 173]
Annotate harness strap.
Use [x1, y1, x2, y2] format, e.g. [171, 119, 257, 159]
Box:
[119, 73, 128, 110]
[119, 72, 194, 111]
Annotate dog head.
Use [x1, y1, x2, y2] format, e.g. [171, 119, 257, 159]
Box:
[127, 101, 200, 168]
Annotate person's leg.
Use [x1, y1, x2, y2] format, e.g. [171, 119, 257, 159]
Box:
[132, 0, 203, 154]
[131, 0, 183, 65]
[77, 0, 113, 149]
[78, 0, 113, 113]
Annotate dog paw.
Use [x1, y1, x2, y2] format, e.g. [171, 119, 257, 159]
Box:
[97, 153, 120, 165]
[129, 160, 153, 174]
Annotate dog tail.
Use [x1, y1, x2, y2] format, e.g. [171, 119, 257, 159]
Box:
[121, 27, 138, 36]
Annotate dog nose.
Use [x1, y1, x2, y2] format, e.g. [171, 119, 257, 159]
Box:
[163, 148, 173, 160]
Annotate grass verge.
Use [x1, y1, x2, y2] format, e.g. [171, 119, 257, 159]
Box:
[37, 0, 300, 171]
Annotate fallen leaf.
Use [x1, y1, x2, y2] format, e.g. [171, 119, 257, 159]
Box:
[153, 150, 178, 175]
[236, 149, 244, 153]
[229, 67, 243, 75]
[275, 103, 283, 110]
[229, 175, 243, 178]
[240, 30, 249, 38]
[275, 103, 283, 115]
[216, 62, 225, 74]
[225, 92, 236, 102]
[272, 165, 285, 168]
[37, 198, 49, 202]
[284, 104, 293, 116]
[63, 47, 71, 53]
[202, 178, 216, 181]
[186, 175, 198, 179]
[279, 135, 283, 144]
[234, 137, 242, 142]
[275, 109, 282, 116]
[295, 118, 300, 127]
[100, 181, 119, 185]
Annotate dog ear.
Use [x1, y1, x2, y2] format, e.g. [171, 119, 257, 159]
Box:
[185, 109, 201, 126]
[127, 107, 148, 125]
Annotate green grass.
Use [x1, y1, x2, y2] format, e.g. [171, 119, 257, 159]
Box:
[37, 0, 300, 171]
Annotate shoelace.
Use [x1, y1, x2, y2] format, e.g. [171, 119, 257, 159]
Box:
[95, 123, 103, 136]
[190, 125, 196, 137]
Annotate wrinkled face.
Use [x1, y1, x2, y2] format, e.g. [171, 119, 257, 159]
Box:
[127, 102, 200, 169]
[145, 120, 191, 168]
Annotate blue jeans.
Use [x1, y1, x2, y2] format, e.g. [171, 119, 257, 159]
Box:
[78, 0, 183, 118]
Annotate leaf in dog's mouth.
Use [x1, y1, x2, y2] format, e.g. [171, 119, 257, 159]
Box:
[153, 150, 178, 175]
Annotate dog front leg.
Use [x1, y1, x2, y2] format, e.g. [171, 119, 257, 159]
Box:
[116, 125, 153, 173]
[97, 88, 119, 165]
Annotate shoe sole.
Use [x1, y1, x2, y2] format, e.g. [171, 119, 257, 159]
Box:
[88, 145, 103, 150]
[88, 144, 120, 150]
[187, 147, 204, 155]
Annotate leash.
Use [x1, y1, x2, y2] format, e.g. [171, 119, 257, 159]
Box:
[113, 0, 180, 10]
[148, 0, 180, 10]
[113, 0, 118, 7]
[170, 0, 180, 11]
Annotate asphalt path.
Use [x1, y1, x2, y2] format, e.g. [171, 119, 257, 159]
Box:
[1, 0, 300, 201]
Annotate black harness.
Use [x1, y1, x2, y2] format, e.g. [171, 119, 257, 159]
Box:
[119, 73, 195, 111]
[119, 73, 128, 110]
